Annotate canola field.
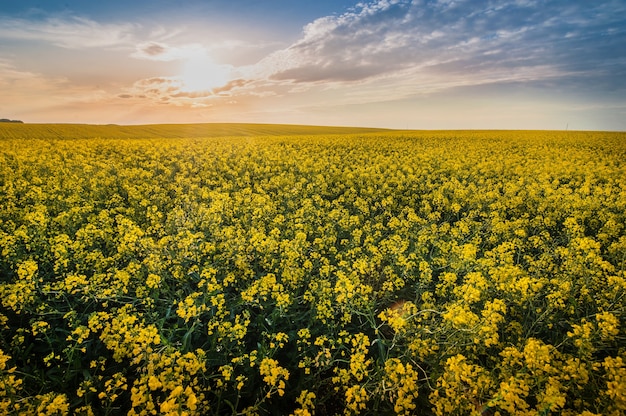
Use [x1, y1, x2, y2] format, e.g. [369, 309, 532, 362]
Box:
[1, 124, 625, 415]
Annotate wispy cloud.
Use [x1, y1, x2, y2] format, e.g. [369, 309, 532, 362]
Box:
[0, 15, 137, 49]
[0, 59, 111, 120]
[131, 42, 207, 61]
[1, 0, 624, 128]
[0, 59, 66, 92]
[119, 76, 252, 105]
[254, 0, 626, 94]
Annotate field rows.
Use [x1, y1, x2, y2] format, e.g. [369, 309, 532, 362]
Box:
[0, 123, 391, 140]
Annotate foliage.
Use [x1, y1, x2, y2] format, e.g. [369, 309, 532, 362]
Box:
[1, 128, 625, 415]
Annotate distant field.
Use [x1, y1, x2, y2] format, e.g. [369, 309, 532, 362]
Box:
[0, 122, 391, 140]
[1, 127, 625, 415]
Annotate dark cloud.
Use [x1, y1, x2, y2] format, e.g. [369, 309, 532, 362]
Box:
[140, 42, 167, 56]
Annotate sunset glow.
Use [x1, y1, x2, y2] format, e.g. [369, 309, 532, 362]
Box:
[179, 56, 232, 93]
[0, 0, 624, 129]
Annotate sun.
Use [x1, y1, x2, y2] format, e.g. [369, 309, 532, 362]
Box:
[179, 55, 231, 92]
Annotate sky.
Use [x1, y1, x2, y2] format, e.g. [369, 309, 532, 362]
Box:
[1, 0, 625, 130]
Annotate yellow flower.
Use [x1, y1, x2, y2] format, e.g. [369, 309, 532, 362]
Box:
[259, 358, 290, 397]
[31, 320, 50, 336]
[596, 311, 619, 341]
[442, 302, 479, 329]
[384, 358, 419, 415]
[148, 376, 162, 391]
[602, 355, 626, 412]
[344, 385, 368, 414]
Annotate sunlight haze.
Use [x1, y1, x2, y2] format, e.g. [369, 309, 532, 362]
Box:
[0, 0, 624, 130]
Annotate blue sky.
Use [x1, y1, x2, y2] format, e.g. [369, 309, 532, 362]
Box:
[1, 0, 625, 130]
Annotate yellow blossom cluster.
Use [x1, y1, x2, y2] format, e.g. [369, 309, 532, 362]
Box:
[259, 357, 290, 397]
[1, 125, 625, 414]
[383, 358, 420, 415]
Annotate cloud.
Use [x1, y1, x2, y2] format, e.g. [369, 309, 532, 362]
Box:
[254, 0, 626, 94]
[1, 1, 623, 128]
[0, 14, 215, 63]
[0, 15, 137, 49]
[120, 76, 252, 105]
[0, 59, 67, 93]
[212, 79, 252, 95]
[131, 42, 209, 61]
[140, 42, 167, 57]
[0, 59, 114, 121]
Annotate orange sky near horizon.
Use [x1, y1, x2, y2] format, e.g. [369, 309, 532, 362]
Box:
[1, 1, 625, 130]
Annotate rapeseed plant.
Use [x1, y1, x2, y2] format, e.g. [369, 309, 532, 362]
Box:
[0, 127, 624, 414]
